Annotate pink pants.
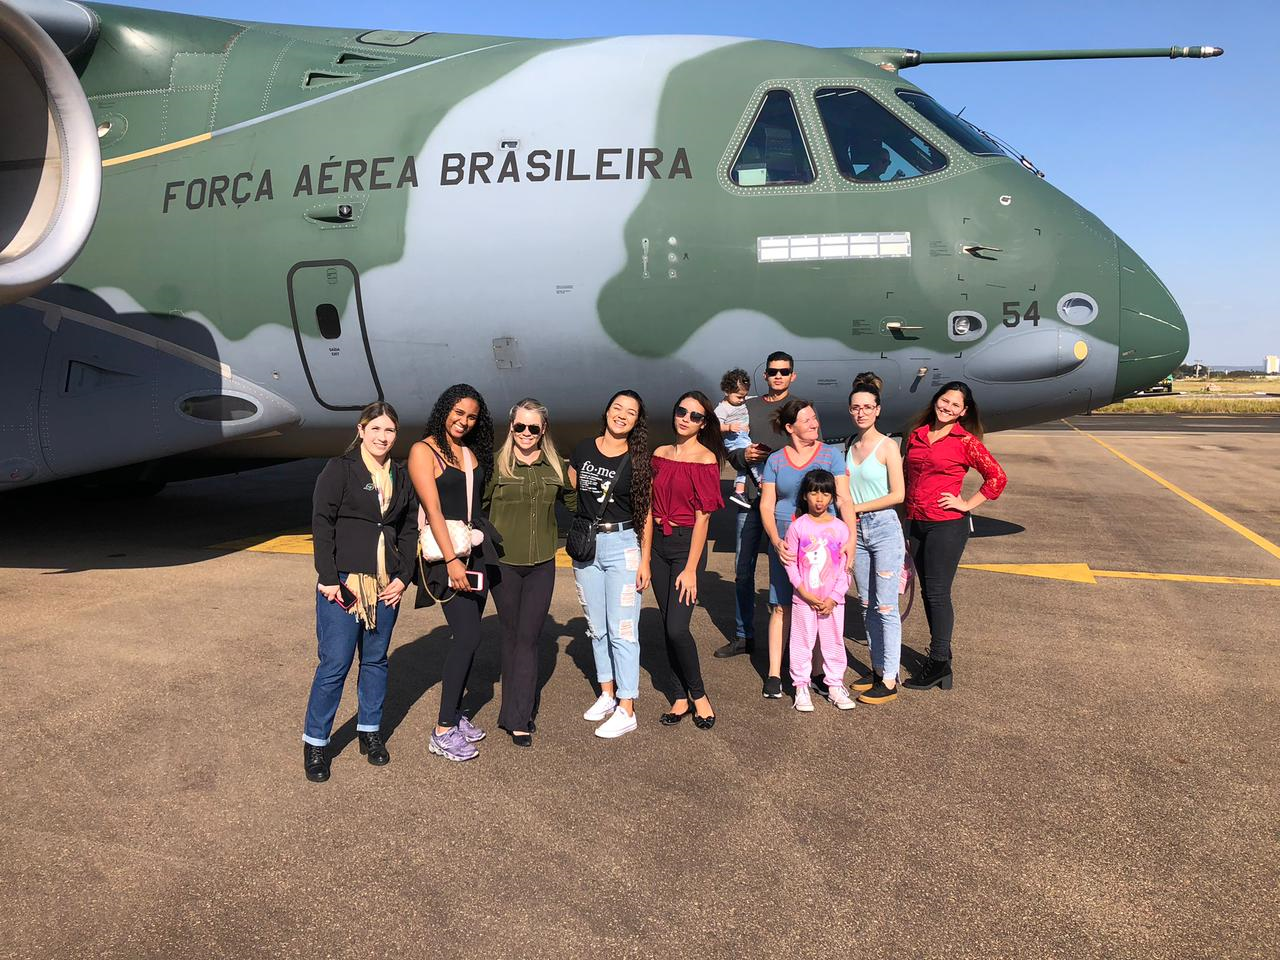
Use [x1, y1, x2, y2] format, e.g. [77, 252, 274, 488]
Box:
[789, 600, 848, 688]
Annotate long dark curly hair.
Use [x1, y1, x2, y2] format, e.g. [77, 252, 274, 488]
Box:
[673, 390, 728, 468]
[907, 380, 985, 439]
[598, 389, 651, 530]
[422, 383, 495, 480]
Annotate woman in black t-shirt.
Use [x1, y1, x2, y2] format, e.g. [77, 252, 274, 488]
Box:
[567, 390, 652, 740]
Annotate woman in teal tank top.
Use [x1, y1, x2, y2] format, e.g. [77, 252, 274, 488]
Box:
[845, 373, 906, 704]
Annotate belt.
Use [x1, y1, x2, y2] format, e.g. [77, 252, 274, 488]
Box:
[597, 521, 633, 532]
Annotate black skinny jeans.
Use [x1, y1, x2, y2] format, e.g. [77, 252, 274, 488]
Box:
[650, 526, 708, 702]
[908, 517, 970, 662]
[491, 559, 555, 732]
[439, 572, 488, 727]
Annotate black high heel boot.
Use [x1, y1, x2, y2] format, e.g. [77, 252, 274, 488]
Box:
[304, 744, 331, 783]
[903, 658, 953, 690]
[358, 731, 390, 765]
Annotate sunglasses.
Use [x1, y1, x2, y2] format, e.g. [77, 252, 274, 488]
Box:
[765, 367, 792, 377]
[511, 423, 542, 435]
[674, 405, 706, 424]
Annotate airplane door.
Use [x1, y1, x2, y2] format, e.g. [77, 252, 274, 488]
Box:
[287, 260, 383, 410]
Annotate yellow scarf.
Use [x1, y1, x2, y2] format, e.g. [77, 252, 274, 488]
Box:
[345, 448, 393, 628]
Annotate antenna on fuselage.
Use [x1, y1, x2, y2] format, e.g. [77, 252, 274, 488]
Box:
[845, 46, 1223, 71]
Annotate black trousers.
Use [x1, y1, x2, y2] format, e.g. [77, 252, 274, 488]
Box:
[908, 517, 970, 662]
[492, 559, 555, 732]
[438, 582, 488, 727]
[650, 526, 708, 702]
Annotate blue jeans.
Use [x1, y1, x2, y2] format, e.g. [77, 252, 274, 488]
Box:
[303, 582, 399, 746]
[724, 430, 757, 488]
[573, 528, 641, 699]
[734, 506, 765, 641]
[854, 511, 905, 679]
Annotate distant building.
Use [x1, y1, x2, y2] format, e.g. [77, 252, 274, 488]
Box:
[1267, 355, 1280, 374]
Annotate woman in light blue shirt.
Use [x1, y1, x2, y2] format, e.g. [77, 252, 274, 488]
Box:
[844, 373, 906, 704]
[758, 398, 857, 700]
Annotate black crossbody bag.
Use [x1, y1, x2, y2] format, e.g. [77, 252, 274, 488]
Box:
[565, 454, 630, 564]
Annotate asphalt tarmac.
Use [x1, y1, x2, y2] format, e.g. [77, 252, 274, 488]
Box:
[2, 415, 1278, 959]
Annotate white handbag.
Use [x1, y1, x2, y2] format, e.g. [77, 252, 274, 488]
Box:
[419, 448, 484, 562]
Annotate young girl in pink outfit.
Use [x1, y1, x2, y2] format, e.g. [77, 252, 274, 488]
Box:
[784, 469, 855, 712]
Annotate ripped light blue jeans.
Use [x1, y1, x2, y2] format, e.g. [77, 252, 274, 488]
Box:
[573, 528, 641, 700]
[854, 509, 906, 680]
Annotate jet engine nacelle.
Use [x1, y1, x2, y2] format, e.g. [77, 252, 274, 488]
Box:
[0, 0, 101, 304]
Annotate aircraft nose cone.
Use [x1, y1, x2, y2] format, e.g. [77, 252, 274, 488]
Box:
[1113, 238, 1189, 398]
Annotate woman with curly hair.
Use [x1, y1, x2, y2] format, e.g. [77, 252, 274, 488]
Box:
[408, 383, 501, 762]
[568, 390, 652, 739]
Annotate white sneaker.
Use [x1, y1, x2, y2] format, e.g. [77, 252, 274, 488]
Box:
[827, 684, 856, 710]
[583, 693, 618, 722]
[594, 707, 638, 739]
[794, 685, 814, 712]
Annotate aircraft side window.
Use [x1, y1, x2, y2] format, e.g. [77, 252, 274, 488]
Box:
[895, 90, 1008, 158]
[730, 90, 815, 187]
[815, 88, 947, 183]
[315, 304, 342, 340]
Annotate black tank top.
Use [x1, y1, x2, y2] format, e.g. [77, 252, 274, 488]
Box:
[434, 449, 484, 523]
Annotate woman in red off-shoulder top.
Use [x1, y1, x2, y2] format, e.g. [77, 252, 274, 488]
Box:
[642, 390, 727, 730]
[902, 381, 1007, 692]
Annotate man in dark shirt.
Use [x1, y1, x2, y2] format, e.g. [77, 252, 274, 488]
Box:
[714, 351, 796, 660]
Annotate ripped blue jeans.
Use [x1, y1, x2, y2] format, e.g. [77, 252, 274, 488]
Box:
[854, 509, 906, 680]
[572, 528, 641, 700]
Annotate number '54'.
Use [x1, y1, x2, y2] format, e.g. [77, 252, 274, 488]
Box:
[1002, 301, 1041, 327]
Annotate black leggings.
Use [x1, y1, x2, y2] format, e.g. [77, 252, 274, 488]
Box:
[650, 526, 707, 702]
[491, 560, 555, 732]
[909, 517, 970, 662]
[438, 583, 488, 727]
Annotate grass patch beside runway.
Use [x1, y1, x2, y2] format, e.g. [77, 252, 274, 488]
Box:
[1096, 397, 1280, 414]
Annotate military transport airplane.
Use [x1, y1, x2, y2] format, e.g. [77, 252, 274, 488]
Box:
[0, 0, 1221, 490]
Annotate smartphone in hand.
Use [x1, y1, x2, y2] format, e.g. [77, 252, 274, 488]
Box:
[465, 570, 486, 592]
[336, 582, 359, 609]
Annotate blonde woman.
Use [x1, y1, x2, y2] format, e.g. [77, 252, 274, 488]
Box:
[305, 402, 418, 783]
[483, 399, 575, 747]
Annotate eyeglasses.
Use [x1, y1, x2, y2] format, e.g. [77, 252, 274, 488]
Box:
[511, 423, 542, 435]
[765, 367, 792, 377]
[849, 404, 878, 413]
[675, 406, 706, 424]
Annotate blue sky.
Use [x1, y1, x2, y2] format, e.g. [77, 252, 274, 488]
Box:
[120, 0, 1276, 365]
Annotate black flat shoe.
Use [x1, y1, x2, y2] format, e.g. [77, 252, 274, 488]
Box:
[714, 638, 750, 659]
[692, 713, 716, 730]
[509, 732, 532, 748]
[762, 676, 783, 699]
[903, 658, 953, 690]
[659, 706, 691, 725]
[850, 671, 878, 693]
[304, 744, 330, 783]
[358, 731, 390, 765]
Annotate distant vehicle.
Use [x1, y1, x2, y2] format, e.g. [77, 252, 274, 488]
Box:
[1145, 374, 1176, 394]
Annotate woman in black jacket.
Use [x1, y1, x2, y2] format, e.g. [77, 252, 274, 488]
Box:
[304, 402, 418, 783]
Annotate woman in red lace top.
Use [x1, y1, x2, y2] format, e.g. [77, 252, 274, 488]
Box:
[642, 390, 727, 730]
[902, 381, 1007, 692]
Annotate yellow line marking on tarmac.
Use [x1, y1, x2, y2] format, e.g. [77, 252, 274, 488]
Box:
[212, 531, 312, 554]
[962, 562, 1280, 587]
[102, 133, 212, 167]
[555, 548, 571, 568]
[1064, 420, 1280, 562]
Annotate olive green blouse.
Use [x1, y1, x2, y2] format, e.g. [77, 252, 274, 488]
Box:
[482, 451, 576, 566]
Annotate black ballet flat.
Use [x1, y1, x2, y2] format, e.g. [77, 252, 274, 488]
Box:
[659, 707, 691, 726]
[509, 732, 532, 748]
[692, 713, 716, 731]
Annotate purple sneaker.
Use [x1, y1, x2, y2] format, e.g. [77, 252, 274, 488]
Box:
[429, 727, 478, 762]
[456, 713, 486, 743]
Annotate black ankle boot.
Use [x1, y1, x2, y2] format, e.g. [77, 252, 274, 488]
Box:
[904, 658, 953, 690]
[304, 744, 331, 782]
[358, 731, 390, 765]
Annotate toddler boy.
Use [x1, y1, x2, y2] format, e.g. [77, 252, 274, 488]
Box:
[716, 368, 758, 509]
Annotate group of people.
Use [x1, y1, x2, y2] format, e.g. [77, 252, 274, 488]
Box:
[301, 351, 1007, 782]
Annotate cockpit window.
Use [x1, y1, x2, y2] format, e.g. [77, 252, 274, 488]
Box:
[815, 88, 946, 182]
[730, 90, 815, 187]
[895, 91, 1008, 158]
